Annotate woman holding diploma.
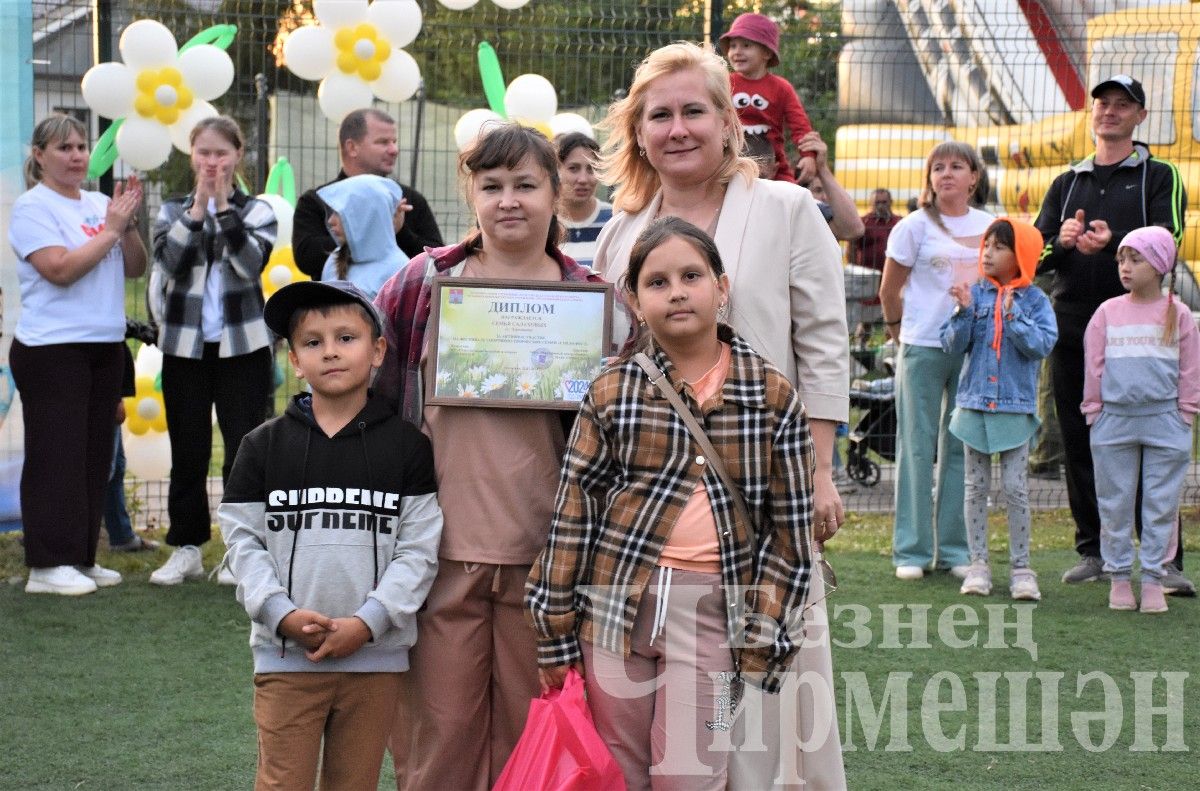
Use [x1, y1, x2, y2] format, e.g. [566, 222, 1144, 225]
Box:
[374, 123, 606, 790]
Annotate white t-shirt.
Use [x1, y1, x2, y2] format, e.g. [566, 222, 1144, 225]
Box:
[885, 207, 994, 347]
[202, 197, 225, 343]
[9, 183, 126, 345]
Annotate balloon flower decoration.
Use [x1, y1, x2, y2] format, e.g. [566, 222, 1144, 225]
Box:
[81, 21, 237, 174]
[438, 0, 532, 8]
[257, 158, 310, 298]
[454, 42, 593, 150]
[282, 0, 423, 122]
[122, 345, 172, 480]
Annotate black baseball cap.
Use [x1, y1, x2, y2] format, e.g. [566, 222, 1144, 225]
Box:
[1091, 74, 1145, 106]
[264, 280, 384, 339]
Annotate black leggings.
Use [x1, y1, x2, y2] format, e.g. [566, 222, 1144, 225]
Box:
[161, 344, 271, 547]
[10, 340, 123, 568]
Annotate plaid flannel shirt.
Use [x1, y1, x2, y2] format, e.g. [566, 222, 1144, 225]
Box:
[373, 241, 604, 425]
[152, 190, 276, 359]
[526, 328, 815, 693]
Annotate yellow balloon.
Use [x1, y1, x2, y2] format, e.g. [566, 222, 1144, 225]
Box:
[260, 245, 310, 298]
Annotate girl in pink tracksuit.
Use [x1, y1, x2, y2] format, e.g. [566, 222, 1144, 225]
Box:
[1083, 226, 1199, 614]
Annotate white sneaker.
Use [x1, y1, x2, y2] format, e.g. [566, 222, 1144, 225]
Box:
[26, 565, 98, 596]
[895, 565, 924, 580]
[216, 564, 237, 586]
[150, 546, 204, 586]
[948, 564, 972, 580]
[959, 563, 992, 596]
[1010, 569, 1042, 601]
[76, 564, 122, 587]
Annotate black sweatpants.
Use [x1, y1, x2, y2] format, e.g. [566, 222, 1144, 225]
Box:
[10, 340, 123, 568]
[161, 344, 271, 547]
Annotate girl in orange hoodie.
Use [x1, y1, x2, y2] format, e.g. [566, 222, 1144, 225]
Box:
[940, 218, 1059, 600]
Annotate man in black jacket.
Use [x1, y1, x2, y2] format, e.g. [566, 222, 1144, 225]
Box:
[1034, 74, 1191, 593]
[293, 108, 443, 279]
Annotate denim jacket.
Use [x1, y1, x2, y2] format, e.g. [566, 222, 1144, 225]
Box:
[940, 281, 1058, 413]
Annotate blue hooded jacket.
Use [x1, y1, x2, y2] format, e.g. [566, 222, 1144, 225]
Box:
[317, 175, 409, 299]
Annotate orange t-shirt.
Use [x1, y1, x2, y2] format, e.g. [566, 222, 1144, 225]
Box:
[659, 342, 731, 573]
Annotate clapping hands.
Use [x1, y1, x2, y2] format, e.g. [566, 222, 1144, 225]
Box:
[1059, 209, 1112, 255]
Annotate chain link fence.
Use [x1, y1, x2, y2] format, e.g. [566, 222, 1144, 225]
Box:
[14, 0, 1198, 528]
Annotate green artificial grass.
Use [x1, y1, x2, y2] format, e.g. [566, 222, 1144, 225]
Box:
[1, 512, 1196, 790]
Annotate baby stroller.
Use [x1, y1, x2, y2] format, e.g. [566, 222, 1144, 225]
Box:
[845, 350, 897, 487]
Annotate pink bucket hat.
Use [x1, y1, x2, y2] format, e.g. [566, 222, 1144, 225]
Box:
[1119, 225, 1177, 275]
[719, 13, 781, 68]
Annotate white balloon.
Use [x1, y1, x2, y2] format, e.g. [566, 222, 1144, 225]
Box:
[438, 0, 479, 9]
[176, 45, 234, 101]
[283, 25, 335, 81]
[550, 112, 594, 140]
[318, 72, 375, 122]
[454, 108, 504, 151]
[368, 0, 423, 49]
[315, 0, 370, 28]
[168, 101, 218, 153]
[492, 0, 531, 8]
[135, 396, 160, 422]
[81, 62, 135, 119]
[256, 194, 295, 245]
[134, 344, 163, 377]
[122, 430, 172, 481]
[371, 49, 420, 102]
[116, 117, 174, 171]
[119, 20, 178, 70]
[269, 263, 294, 288]
[504, 73, 557, 121]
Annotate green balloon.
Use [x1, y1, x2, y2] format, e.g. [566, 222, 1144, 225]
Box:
[87, 119, 123, 180]
[477, 42, 507, 118]
[264, 157, 297, 207]
[180, 23, 238, 54]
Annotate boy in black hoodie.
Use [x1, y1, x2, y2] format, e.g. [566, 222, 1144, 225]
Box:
[219, 280, 442, 790]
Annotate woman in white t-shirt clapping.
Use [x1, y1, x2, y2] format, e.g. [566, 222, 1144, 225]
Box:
[878, 141, 993, 581]
[8, 114, 146, 596]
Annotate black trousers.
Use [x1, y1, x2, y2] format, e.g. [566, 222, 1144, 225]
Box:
[10, 340, 122, 568]
[161, 344, 271, 547]
[1052, 308, 1184, 567]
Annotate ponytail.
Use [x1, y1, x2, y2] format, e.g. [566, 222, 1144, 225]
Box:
[1162, 268, 1178, 346]
[335, 245, 352, 281]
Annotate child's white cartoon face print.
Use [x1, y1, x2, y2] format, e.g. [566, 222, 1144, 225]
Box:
[732, 92, 771, 136]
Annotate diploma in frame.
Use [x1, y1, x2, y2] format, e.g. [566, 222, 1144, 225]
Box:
[425, 277, 614, 410]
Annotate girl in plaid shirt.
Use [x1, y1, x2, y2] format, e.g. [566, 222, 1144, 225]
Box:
[528, 217, 816, 790]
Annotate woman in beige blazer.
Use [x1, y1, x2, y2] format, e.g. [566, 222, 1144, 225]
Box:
[592, 42, 849, 790]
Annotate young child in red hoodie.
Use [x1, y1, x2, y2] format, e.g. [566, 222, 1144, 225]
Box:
[719, 13, 816, 184]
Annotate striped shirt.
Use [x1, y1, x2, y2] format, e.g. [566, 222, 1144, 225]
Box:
[526, 328, 815, 693]
[152, 190, 276, 359]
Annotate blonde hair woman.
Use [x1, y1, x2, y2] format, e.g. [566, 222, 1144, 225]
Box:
[591, 41, 848, 790]
[9, 114, 145, 596]
[878, 140, 993, 582]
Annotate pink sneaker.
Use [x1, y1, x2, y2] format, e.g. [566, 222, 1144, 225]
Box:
[1140, 582, 1168, 614]
[1108, 579, 1136, 611]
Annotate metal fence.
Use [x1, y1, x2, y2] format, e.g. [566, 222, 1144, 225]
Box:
[15, 0, 1200, 526]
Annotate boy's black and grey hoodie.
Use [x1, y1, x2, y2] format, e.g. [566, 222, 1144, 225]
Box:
[218, 391, 442, 674]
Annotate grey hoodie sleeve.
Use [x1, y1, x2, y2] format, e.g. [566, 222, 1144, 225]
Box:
[356, 492, 442, 639]
[217, 433, 296, 635]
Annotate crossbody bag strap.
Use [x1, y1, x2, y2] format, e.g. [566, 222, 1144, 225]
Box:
[633, 352, 754, 532]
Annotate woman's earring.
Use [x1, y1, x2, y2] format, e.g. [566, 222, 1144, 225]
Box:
[636, 313, 646, 325]
[638, 147, 646, 158]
